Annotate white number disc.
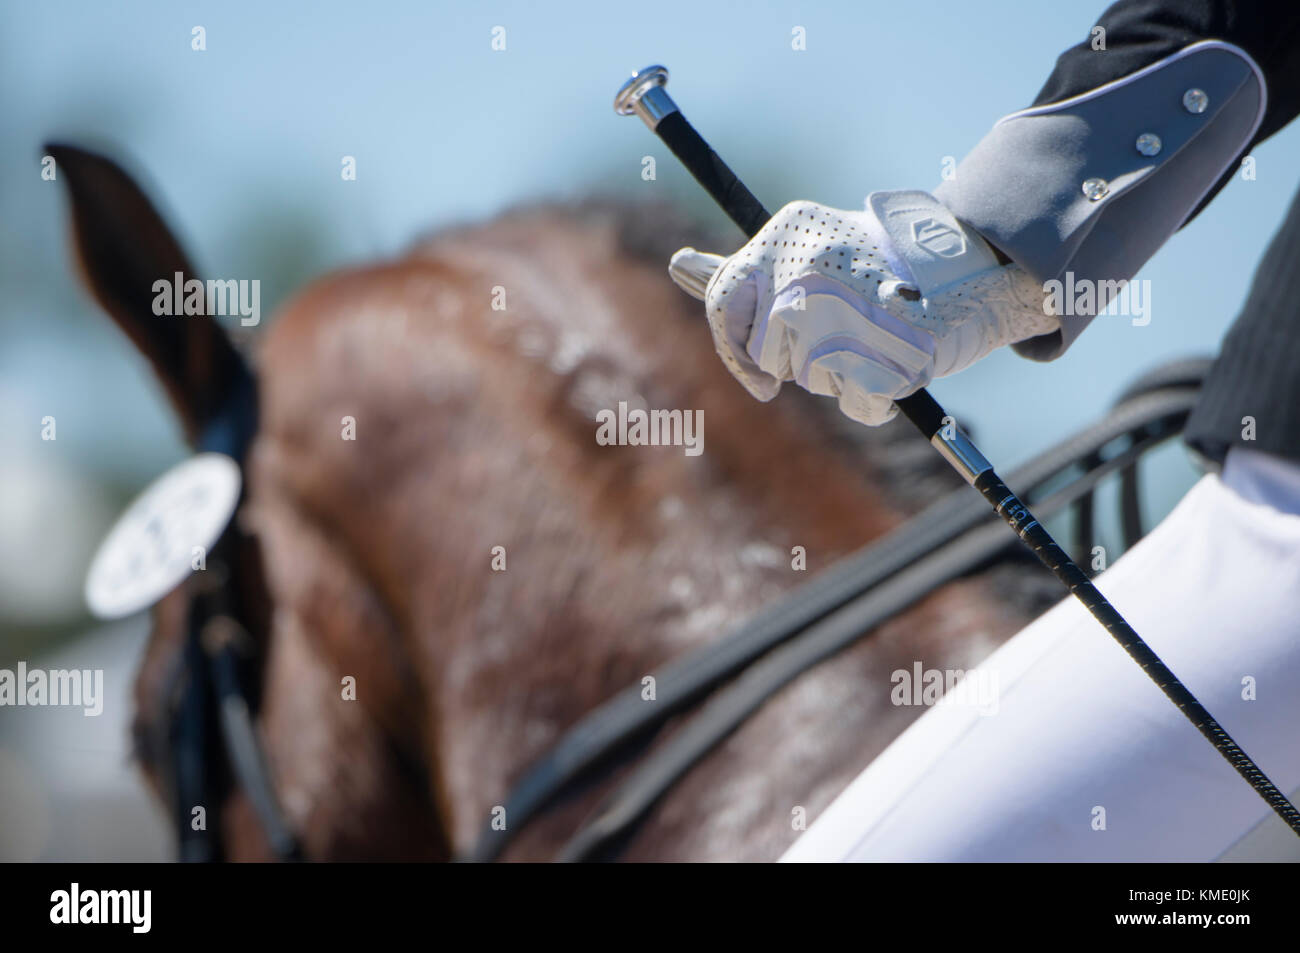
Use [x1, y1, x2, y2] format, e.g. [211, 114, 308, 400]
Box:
[84, 453, 242, 620]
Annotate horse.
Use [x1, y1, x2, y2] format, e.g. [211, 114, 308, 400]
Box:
[52, 144, 1056, 861]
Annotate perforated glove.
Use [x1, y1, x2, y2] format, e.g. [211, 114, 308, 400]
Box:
[669, 191, 1060, 426]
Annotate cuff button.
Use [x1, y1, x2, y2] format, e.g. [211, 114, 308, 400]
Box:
[1182, 88, 1209, 114]
[1135, 133, 1162, 156]
[1081, 177, 1109, 201]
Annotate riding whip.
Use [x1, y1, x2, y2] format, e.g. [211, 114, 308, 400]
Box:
[614, 64, 1300, 838]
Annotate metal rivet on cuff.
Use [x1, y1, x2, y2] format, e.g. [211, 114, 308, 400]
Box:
[1082, 177, 1109, 201]
[1135, 133, 1162, 156]
[1183, 88, 1209, 114]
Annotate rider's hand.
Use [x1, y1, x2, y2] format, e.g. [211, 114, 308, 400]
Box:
[669, 191, 1059, 426]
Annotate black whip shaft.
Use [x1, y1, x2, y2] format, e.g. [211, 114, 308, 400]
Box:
[639, 88, 1300, 836]
[973, 472, 1300, 834]
[653, 108, 945, 437]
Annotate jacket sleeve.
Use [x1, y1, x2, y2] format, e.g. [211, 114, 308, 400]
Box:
[933, 0, 1300, 360]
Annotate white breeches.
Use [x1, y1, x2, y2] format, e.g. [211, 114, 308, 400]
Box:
[782, 448, 1300, 862]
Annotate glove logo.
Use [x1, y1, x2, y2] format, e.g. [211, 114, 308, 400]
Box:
[911, 217, 966, 259]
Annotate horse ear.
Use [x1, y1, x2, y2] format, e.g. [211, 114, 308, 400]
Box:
[47, 143, 249, 446]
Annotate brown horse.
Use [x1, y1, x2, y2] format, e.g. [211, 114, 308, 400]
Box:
[53, 145, 1055, 862]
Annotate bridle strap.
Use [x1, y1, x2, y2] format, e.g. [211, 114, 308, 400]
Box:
[167, 361, 301, 861]
[172, 604, 220, 863]
[206, 615, 302, 861]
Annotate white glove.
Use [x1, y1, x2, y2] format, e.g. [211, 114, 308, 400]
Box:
[669, 191, 1060, 426]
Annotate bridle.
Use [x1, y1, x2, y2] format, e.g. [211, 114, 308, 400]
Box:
[159, 349, 1216, 862]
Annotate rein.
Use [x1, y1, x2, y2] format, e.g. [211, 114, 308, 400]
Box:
[470, 360, 1209, 861]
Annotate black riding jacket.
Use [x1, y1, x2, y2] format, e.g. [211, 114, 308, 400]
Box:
[934, 0, 1300, 465]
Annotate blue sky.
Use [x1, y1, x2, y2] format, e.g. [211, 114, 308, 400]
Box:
[3, 0, 1298, 610]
